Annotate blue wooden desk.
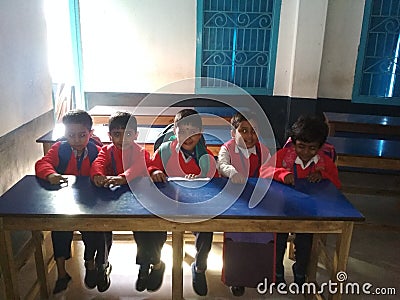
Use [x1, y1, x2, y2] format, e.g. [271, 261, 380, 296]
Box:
[0, 176, 363, 299]
[0, 175, 364, 299]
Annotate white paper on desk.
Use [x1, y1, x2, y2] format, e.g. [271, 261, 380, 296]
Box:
[167, 177, 211, 182]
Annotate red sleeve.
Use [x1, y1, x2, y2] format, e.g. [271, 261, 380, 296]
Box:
[206, 148, 219, 178]
[35, 142, 61, 180]
[90, 145, 110, 179]
[148, 149, 165, 175]
[319, 155, 341, 189]
[259, 148, 292, 183]
[123, 147, 151, 181]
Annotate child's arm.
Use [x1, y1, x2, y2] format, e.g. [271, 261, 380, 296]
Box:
[318, 156, 341, 189]
[35, 142, 68, 185]
[90, 145, 109, 186]
[217, 146, 245, 183]
[123, 147, 151, 182]
[259, 149, 293, 184]
[148, 150, 167, 182]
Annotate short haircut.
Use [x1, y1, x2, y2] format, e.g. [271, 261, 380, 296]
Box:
[174, 109, 202, 129]
[230, 112, 257, 129]
[108, 111, 137, 132]
[62, 109, 93, 131]
[290, 115, 328, 147]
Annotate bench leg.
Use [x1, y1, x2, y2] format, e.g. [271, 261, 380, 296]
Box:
[33, 230, 49, 298]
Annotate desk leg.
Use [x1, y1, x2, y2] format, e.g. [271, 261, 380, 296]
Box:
[172, 231, 184, 300]
[330, 222, 354, 300]
[0, 222, 20, 299]
[307, 233, 322, 283]
[32, 231, 49, 298]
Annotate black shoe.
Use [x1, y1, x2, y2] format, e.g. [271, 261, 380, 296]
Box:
[97, 263, 112, 292]
[53, 273, 72, 294]
[230, 286, 245, 296]
[135, 265, 149, 292]
[84, 262, 97, 289]
[191, 263, 208, 296]
[147, 261, 165, 292]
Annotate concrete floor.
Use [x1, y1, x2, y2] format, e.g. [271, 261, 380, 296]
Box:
[11, 171, 400, 299]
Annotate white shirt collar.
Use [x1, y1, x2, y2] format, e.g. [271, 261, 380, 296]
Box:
[294, 154, 319, 170]
[235, 144, 256, 159]
[72, 146, 88, 159]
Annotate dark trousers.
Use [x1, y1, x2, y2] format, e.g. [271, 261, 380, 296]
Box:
[51, 231, 113, 266]
[194, 232, 213, 271]
[133, 231, 167, 266]
[81, 231, 113, 266]
[275, 233, 313, 279]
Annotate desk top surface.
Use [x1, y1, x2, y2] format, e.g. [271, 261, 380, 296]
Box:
[0, 176, 364, 222]
[324, 112, 400, 127]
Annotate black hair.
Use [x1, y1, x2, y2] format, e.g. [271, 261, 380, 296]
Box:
[290, 115, 328, 147]
[62, 109, 93, 131]
[108, 111, 137, 132]
[230, 112, 258, 129]
[174, 109, 202, 129]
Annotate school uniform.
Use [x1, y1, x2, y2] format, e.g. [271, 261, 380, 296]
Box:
[90, 142, 166, 267]
[259, 147, 341, 283]
[217, 139, 271, 178]
[35, 141, 110, 267]
[149, 139, 218, 271]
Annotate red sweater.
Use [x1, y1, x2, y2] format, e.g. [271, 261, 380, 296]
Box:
[259, 147, 341, 189]
[148, 139, 218, 178]
[222, 139, 271, 177]
[35, 141, 101, 179]
[90, 142, 150, 182]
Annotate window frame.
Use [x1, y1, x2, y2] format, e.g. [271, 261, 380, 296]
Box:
[352, 0, 400, 106]
[195, 0, 282, 95]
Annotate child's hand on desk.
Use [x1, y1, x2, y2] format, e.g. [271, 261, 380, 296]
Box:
[93, 175, 107, 187]
[284, 173, 295, 185]
[47, 173, 68, 185]
[308, 171, 322, 183]
[103, 176, 127, 187]
[230, 172, 246, 184]
[185, 174, 198, 179]
[151, 170, 167, 182]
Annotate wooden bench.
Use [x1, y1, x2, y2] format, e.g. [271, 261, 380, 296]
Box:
[324, 112, 400, 138]
[327, 136, 400, 171]
[88, 105, 240, 126]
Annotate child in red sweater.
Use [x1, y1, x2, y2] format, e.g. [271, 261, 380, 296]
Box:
[35, 109, 110, 294]
[90, 111, 167, 293]
[217, 112, 271, 182]
[149, 109, 218, 296]
[260, 115, 341, 287]
[217, 112, 271, 296]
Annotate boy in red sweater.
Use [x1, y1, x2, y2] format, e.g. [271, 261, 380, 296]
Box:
[35, 109, 111, 294]
[90, 111, 167, 293]
[260, 115, 341, 287]
[149, 109, 218, 296]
